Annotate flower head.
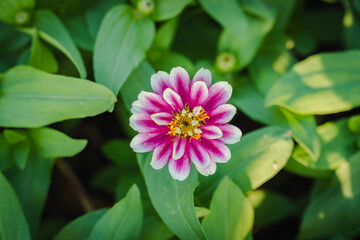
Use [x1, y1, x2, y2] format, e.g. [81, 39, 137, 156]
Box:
[130, 67, 242, 181]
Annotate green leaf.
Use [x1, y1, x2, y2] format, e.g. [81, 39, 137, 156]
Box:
[202, 177, 254, 240]
[265, 50, 360, 115]
[198, 0, 248, 42]
[298, 151, 360, 239]
[217, 0, 275, 70]
[0, 65, 117, 128]
[231, 78, 320, 160]
[141, 214, 174, 240]
[152, 17, 179, 50]
[94, 5, 155, 95]
[0, 0, 34, 24]
[34, 10, 87, 78]
[13, 141, 30, 169]
[102, 139, 137, 167]
[5, 151, 54, 237]
[28, 127, 87, 159]
[120, 60, 154, 111]
[0, 172, 31, 240]
[3, 129, 27, 144]
[63, 14, 95, 51]
[88, 185, 143, 240]
[28, 31, 58, 73]
[247, 190, 295, 228]
[138, 153, 206, 240]
[54, 209, 108, 240]
[291, 118, 358, 171]
[148, 50, 194, 74]
[152, 0, 191, 21]
[199, 126, 293, 200]
[0, 133, 13, 171]
[343, 0, 360, 49]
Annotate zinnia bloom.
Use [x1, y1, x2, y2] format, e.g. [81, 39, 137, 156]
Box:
[130, 67, 242, 181]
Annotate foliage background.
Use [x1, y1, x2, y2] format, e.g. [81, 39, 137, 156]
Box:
[0, 0, 360, 239]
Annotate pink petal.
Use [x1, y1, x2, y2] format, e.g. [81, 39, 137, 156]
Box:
[188, 139, 210, 168]
[172, 136, 186, 160]
[163, 88, 184, 111]
[130, 100, 143, 114]
[151, 112, 173, 125]
[138, 91, 172, 113]
[201, 139, 231, 163]
[169, 153, 191, 181]
[200, 125, 223, 139]
[204, 81, 232, 112]
[151, 71, 171, 95]
[196, 159, 216, 176]
[130, 130, 167, 153]
[218, 124, 242, 144]
[208, 104, 236, 124]
[189, 81, 209, 109]
[151, 138, 173, 169]
[192, 68, 212, 87]
[130, 113, 165, 133]
[169, 67, 191, 103]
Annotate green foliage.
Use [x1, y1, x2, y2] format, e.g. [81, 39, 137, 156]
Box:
[0, 172, 31, 240]
[94, 5, 155, 95]
[202, 177, 254, 240]
[0, 0, 359, 239]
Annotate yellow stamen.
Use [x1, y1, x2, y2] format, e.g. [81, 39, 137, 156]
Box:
[167, 105, 209, 140]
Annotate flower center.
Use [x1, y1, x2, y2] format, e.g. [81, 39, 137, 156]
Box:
[167, 105, 209, 140]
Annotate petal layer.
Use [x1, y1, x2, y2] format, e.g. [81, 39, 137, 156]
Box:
[189, 81, 209, 109]
[200, 125, 223, 139]
[204, 81, 232, 112]
[192, 68, 212, 87]
[169, 153, 191, 181]
[130, 130, 167, 153]
[151, 112, 173, 125]
[151, 138, 173, 169]
[169, 67, 191, 103]
[172, 136, 186, 160]
[151, 71, 171, 95]
[218, 124, 242, 144]
[130, 113, 165, 133]
[202, 139, 231, 163]
[196, 159, 216, 176]
[163, 88, 184, 111]
[138, 91, 172, 113]
[188, 139, 210, 168]
[208, 104, 236, 124]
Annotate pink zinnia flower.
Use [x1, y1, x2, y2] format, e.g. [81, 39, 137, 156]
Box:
[130, 67, 242, 181]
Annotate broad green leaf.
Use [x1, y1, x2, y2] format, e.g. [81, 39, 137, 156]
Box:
[102, 139, 137, 167]
[285, 157, 332, 179]
[148, 50, 194, 74]
[152, 17, 179, 50]
[120, 60, 154, 111]
[94, 5, 155, 95]
[138, 153, 206, 240]
[217, 0, 275, 70]
[151, 0, 191, 21]
[54, 209, 108, 240]
[28, 31, 58, 73]
[0, 133, 13, 170]
[0, 0, 34, 24]
[88, 185, 143, 240]
[291, 119, 358, 171]
[231, 78, 320, 160]
[0, 172, 31, 240]
[265, 50, 360, 115]
[3, 129, 27, 144]
[298, 151, 360, 239]
[0, 66, 117, 128]
[141, 214, 174, 240]
[13, 141, 30, 169]
[199, 126, 293, 200]
[34, 10, 87, 78]
[28, 127, 87, 158]
[5, 151, 54, 237]
[64, 14, 95, 51]
[199, 0, 248, 42]
[247, 190, 295, 228]
[202, 177, 254, 240]
[343, 0, 360, 49]
[268, 0, 296, 33]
